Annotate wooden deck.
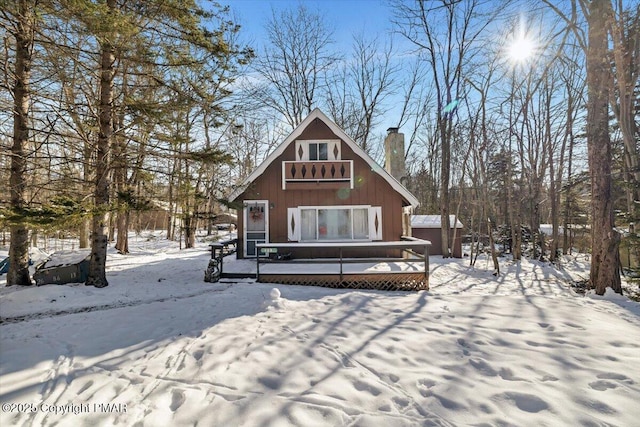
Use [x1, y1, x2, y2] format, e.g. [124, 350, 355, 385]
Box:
[249, 240, 431, 291]
[221, 258, 429, 291]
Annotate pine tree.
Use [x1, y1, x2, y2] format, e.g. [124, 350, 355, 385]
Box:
[3, 0, 36, 286]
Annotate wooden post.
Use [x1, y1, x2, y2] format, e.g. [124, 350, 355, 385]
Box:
[256, 246, 260, 282]
[339, 247, 343, 284]
[424, 243, 430, 283]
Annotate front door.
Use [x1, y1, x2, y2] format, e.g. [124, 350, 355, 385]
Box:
[244, 200, 269, 257]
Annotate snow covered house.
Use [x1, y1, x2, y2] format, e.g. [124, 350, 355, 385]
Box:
[228, 109, 421, 260]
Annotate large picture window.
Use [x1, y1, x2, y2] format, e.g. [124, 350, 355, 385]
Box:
[299, 206, 369, 241]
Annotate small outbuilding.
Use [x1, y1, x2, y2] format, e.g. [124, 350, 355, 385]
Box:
[411, 215, 464, 258]
[33, 249, 91, 286]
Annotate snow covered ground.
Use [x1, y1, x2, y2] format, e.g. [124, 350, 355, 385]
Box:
[1, 233, 639, 427]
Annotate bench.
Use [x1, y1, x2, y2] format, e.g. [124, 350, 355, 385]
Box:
[204, 238, 238, 282]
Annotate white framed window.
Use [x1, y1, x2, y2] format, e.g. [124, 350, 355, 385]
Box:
[295, 139, 341, 161]
[288, 205, 382, 242]
[309, 142, 328, 160]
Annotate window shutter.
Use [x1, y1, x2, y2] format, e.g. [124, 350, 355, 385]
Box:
[294, 141, 306, 160]
[369, 207, 383, 240]
[287, 208, 300, 241]
[330, 140, 341, 160]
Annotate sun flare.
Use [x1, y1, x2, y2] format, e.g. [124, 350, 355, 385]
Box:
[503, 14, 542, 70]
[509, 37, 535, 63]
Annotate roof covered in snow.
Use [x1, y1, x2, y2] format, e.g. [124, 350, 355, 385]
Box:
[411, 215, 463, 229]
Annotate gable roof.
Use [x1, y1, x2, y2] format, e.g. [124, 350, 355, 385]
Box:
[229, 108, 419, 207]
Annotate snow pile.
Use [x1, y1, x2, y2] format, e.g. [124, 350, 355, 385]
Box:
[1, 236, 639, 427]
[262, 287, 286, 311]
[38, 249, 91, 269]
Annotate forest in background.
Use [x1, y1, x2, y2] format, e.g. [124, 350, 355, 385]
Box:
[1, 0, 638, 293]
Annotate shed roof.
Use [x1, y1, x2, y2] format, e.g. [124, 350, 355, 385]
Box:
[411, 215, 464, 229]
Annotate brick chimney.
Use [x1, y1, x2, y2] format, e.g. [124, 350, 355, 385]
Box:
[384, 127, 406, 184]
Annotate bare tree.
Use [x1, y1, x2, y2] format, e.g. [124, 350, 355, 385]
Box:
[466, 62, 501, 274]
[607, 1, 639, 218]
[542, 0, 622, 294]
[349, 33, 398, 152]
[254, 4, 337, 129]
[393, 0, 497, 258]
[586, 0, 622, 294]
[552, 47, 586, 261]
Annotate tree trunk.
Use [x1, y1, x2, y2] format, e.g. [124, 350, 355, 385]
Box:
[114, 71, 129, 254]
[79, 219, 90, 249]
[607, 0, 640, 218]
[79, 141, 93, 249]
[440, 118, 451, 258]
[586, 0, 622, 294]
[563, 102, 576, 255]
[86, 0, 116, 288]
[114, 141, 129, 254]
[115, 211, 130, 254]
[488, 218, 500, 276]
[8, 0, 35, 287]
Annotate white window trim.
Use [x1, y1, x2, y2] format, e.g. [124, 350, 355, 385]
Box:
[287, 207, 300, 241]
[243, 200, 269, 257]
[288, 205, 381, 242]
[295, 139, 341, 161]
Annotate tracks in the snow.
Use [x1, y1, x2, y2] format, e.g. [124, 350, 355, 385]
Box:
[0, 284, 233, 325]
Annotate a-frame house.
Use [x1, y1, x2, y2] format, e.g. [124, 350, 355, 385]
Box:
[229, 108, 420, 259]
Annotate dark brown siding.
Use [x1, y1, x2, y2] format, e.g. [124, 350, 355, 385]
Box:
[237, 119, 409, 258]
[412, 228, 463, 258]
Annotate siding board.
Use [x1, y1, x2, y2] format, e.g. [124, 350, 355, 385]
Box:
[235, 115, 413, 259]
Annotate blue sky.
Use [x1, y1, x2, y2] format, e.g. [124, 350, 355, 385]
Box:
[224, 0, 396, 51]
[217, 0, 589, 149]
[221, 0, 410, 150]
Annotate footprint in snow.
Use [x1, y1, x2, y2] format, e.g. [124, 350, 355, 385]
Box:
[494, 392, 549, 413]
[258, 375, 282, 390]
[417, 378, 437, 397]
[170, 389, 186, 412]
[192, 349, 204, 361]
[469, 358, 498, 376]
[77, 380, 94, 395]
[387, 373, 400, 383]
[597, 372, 631, 382]
[457, 338, 469, 348]
[354, 380, 382, 396]
[498, 367, 528, 382]
[563, 321, 585, 330]
[589, 380, 618, 391]
[392, 396, 410, 411]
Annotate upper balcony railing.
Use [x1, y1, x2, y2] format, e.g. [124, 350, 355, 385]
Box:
[282, 160, 353, 189]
